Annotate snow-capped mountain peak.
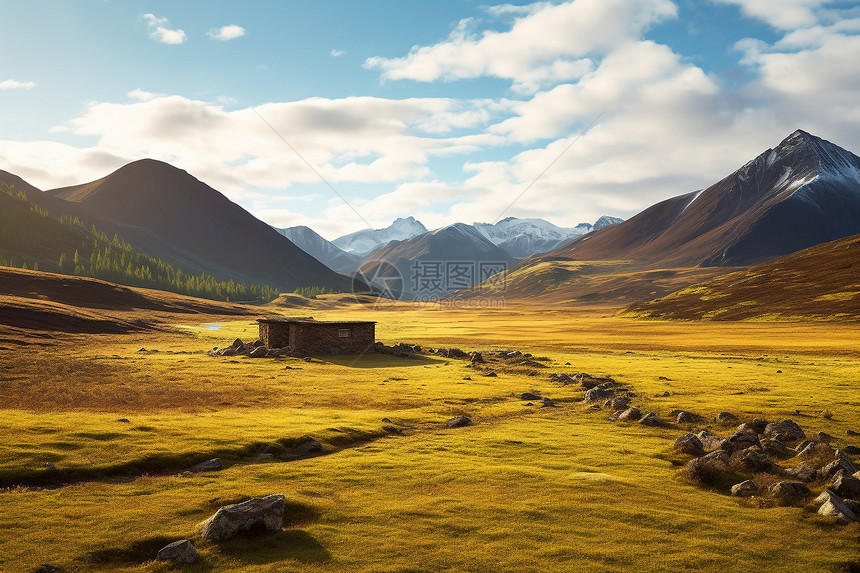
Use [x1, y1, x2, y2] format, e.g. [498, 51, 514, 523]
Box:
[332, 217, 429, 255]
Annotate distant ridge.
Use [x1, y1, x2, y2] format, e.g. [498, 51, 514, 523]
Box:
[542, 130, 860, 267]
[48, 159, 354, 291]
[274, 225, 362, 273]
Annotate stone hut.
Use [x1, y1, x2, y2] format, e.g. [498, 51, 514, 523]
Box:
[257, 317, 376, 355]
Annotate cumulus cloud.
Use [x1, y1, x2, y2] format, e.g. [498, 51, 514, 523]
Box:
[142, 13, 187, 45]
[364, 0, 678, 93]
[711, 0, 837, 30]
[0, 79, 36, 90]
[207, 24, 245, 41]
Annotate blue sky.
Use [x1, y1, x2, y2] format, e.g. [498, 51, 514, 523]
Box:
[1, 0, 859, 238]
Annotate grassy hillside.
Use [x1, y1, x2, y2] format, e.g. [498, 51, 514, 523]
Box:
[0, 182, 278, 303]
[0, 302, 858, 572]
[625, 233, 860, 321]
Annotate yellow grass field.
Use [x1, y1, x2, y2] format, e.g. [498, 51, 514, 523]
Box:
[1, 299, 858, 572]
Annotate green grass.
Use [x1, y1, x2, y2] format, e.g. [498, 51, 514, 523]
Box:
[1, 306, 859, 572]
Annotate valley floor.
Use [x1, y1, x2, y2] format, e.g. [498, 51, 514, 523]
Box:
[0, 300, 858, 572]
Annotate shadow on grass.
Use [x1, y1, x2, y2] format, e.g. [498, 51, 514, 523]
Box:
[322, 353, 441, 369]
[216, 529, 331, 565]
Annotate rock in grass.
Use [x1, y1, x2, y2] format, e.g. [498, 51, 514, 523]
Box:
[768, 481, 811, 506]
[606, 396, 631, 410]
[763, 420, 806, 442]
[722, 430, 761, 453]
[787, 461, 818, 482]
[293, 435, 323, 455]
[731, 480, 759, 497]
[831, 474, 860, 500]
[816, 491, 857, 524]
[520, 392, 541, 401]
[617, 407, 642, 422]
[44, 462, 56, 470]
[684, 451, 730, 484]
[198, 494, 286, 542]
[249, 346, 268, 358]
[696, 430, 724, 452]
[187, 458, 223, 473]
[156, 539, 200, 564]
[845, 445, 860, 455]
[761, 438, 791, 459]
[716, 412, 738, 424]
[847, 429, 860, 437]
[819, 454, 857, 480]
[674, 433, 705, 457]
[675, 411, 703, 424]
[739, 448, 778, 474]
[638, 412, 660, 427]
[445, 416, 472, 429]
[582, 387, 613, 402]
[541, 397, 556, 408]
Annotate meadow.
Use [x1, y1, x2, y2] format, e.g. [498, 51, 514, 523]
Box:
[0, 300, 858, 572]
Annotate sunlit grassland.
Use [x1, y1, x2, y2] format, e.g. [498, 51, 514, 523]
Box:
[0, 303, 858, 572]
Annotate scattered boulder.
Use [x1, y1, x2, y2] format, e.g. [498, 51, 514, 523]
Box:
[684, 451, 730, 484]
[582, 387, 613, 403]
[292, 436, 323, 455]
[549, 373, 576, 385]
[817, 432, 835, 443]
[816, 491, 857, 524]
[654, 391, 671, 398]
[696, 430, 724, 452]
[787, 461, 818, 482]
[470, 352, 485, 364]
[847, 429, 860, 437]
[844, 445, 860, 456]
[763, 420, 806, 443]
[674, 433, 705, 456]
[520, 392, 541, 401]
[768, 481, 812, 506]
[722, 431, 761, 453]
[617, 407, 642, 422]
[716, 412, 738, 424]
[639, 412, 660, 427]
[482, 372, 498, 378]
[445, 416, 472, 429]
[199, 495, 286, 542]
[116, 418, 131, 423]
[156, 539, 200, 564]
[740, 419, 770, 434]
[731, 480, 759, 497]
[739, 448, 779, 474]
[674, 411, 703, 424]
[819, 454, 857, 480]
[761, 438, 791, 459]
[187, 458, 223, 473]
[45, 462, 56, 470]
[576, 374, 615, 390]
[606, 396, 631, 410]
[796, 440, 833, 460]
[831, 474, 860, 500]
[541, 397, 556, 408]
[462, 376, 472, 381]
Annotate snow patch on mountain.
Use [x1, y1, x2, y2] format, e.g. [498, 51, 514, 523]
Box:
[332, 217, 428, 254]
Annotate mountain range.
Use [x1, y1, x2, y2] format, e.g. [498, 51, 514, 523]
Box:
[1, 160, 355, 295]
[539, 130, 860, 268]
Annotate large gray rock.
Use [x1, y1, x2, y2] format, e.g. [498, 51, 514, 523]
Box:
[722, 430, 761, 453]
[583, 387, 613, 402]
[199, 494, 286, 542]
[156, 539, 200, 564]
[444, 416, 472, 428]
[616, 407, 642, 422]
[739, 448, 778, 474]
[684, 451, 730, 484]
[761, 438, 791, 459]
[768, 481, 811, 506]
[731, 480, 759, 497]
[696, 430, 724, 451]
[675, 411, 703, 424]
[816, 491, 857, 524]
[638, 412, 660, 427]
[819, 453, 857, 480]
[716, 412, 738, 424]
[787, 461, 818, 482]
[795, 440, 832, 459]
[249, 346, 268, 358]
[763, 420, 806, 442]
[831, 474, 860, 500]
[674, 433, 705, 457]
[187, 458, 223, 473]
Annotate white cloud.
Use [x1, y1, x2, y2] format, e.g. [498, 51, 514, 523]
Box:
[142, 13, 187, 45]
[0, 79, 36, 90]
[127, 88, 164, 101]
[711, 0, 837, 30]
[207, 24, 245, 41]
[364, 0, 677, 93]
[330, 49, 345, 57]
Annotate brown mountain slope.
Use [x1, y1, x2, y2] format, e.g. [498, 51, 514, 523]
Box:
[544, 130, 860, 268]
[0, 267, 253, 337]
[47, 159, 353, 292]
[624, 233, 860, 321]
